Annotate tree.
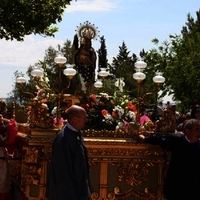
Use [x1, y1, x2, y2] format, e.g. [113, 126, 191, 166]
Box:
[170, 10, 200, 110]
[8, 71, 29, 104]
[73, 34, 79, 50]
[11, 39, 79, 108]
[145, 9, 200, 112]
[97, 36, 108, 72]
[145, 39, 172, 98]
[0, 0, 72, 41]
[109, 41, 137, 97]
[181, 10, 200, 35]
[169, 34, 200, 110]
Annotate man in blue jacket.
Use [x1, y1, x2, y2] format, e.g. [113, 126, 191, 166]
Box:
[139, 118, 200, 200]
[46, 105, 91, 200]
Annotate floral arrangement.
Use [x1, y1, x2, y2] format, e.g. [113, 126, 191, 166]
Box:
[83, 92, 138, 132]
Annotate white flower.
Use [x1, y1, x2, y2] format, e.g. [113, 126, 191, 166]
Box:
[99, 92, 109, 99]
[113, 105, 124, 119]
[126, 111, 136, 121]
[51, 107, 57, 117]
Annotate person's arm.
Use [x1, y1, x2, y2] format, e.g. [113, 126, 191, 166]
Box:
[139, 133, 179, 150]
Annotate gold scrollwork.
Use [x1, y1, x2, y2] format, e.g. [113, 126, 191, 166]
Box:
[23, 146, 41, 164]
[110, 162, 154, 186]
[87, 147, 164, 159]
[114, 187, 156, 200]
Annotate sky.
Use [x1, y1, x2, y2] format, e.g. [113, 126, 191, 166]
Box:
[0, 0, 199, 102]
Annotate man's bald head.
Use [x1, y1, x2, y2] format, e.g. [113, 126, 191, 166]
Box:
[65, 105, 87, 130]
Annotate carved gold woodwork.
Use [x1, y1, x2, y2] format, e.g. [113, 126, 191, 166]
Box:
[14, 126, 58, 200]
[13, 125, 168, 200]
[85, 137, 166, 200]
[26, 95, 80, 129]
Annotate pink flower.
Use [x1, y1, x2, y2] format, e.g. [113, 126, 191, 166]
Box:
[53, 117, 65, 125]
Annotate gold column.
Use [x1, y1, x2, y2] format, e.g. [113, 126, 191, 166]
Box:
[99, 162, 108, 198]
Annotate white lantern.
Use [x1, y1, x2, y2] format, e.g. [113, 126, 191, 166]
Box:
[153, 72, 165, 84]
[134, 60, 147, 69]
[54, 53, 67, 65]
[133, 71, 146, 81]
[63, 64, 76, 77]
[31, 67, 43, 78]
[16, 76, 26, 83]
[98, 68, 109, 78]
[94, 79, 103, 88]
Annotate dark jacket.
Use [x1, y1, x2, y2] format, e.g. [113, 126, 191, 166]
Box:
[144, 133, 200, 200]
[46, 126, 91, 200]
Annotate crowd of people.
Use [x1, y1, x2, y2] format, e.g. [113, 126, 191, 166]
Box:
[139, 100, 174, 129]
[176, 104, 200, 132]
[139, 100, 200, 133]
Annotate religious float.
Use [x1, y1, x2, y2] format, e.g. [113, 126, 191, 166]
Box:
[0, 21, 177, 200]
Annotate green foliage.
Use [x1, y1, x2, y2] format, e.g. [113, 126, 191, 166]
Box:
[73, 34, 79, 50]
[91, 78, 117, 96]
[9, 40, 79, 106]
[8, 70, 29, 104]
[97, 36, 108, 71]
[0, 0, 72, 41]
[146, 9, 200, 112]
[109, 41, 138, 97]
[169, 32, 200, 110]
[181, 10, 200, 35]
[145, 39, 172, 97]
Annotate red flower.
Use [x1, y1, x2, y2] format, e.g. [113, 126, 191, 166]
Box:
[101, 109, 108, 116]
[89, 94, 97, 100]
[112, 111, 118, 118]
[127, 102, 136, 111]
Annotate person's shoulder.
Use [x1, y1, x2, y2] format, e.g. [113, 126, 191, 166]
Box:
[54, 126, 71, 140]
[53, 127, 74, 146]
[53, 129, 64, 142]
[168, 132, 185, 143]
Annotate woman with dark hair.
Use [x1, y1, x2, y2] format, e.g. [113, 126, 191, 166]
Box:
[190, 104, 200, 120]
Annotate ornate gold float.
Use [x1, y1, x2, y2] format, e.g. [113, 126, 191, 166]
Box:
[11, 105, 176, 200]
